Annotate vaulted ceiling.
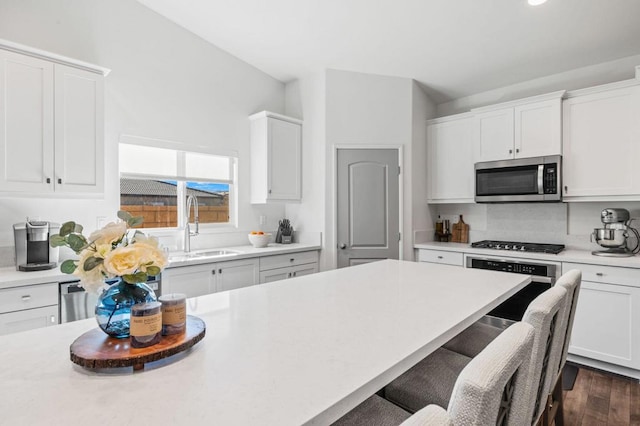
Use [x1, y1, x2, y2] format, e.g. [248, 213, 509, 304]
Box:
[137, 0, 640, 103]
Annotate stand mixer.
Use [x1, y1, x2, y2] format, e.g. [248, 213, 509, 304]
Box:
[591, 208, 640, 257]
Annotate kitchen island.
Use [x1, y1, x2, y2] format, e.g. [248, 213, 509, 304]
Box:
[0, 260, 529, 425]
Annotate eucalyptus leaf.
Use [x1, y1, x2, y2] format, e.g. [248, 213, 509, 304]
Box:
[123, 272, 147, 284]
[127, 216, 144, 227]
[117, 210, 132, 221]
[83, 256, 103, 271]
[59, 221, 76, 237]
[67, 234, 88, 253]
[60, 259, 77, 274]
[146, 266, 160, 276]
[49, 234, 67, 247]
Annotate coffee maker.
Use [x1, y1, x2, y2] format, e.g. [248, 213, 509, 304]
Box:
[591, 208, 640, 257]
[13, 220, 60, 271]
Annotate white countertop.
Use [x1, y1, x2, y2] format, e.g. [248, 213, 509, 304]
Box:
[415, 241, 640, 269]
[0, 259, 529, 425]
[0, 243, 321, 290]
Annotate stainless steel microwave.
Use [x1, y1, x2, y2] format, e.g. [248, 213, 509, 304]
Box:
[475, 155, 562, 203]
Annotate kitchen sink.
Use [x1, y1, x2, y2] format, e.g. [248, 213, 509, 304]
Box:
[169, 249, 241, 262]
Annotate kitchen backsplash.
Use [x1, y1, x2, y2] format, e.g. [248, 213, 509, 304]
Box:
[430, 201, 640, 251]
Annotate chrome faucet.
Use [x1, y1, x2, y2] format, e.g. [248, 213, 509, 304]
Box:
[184, 194, 199, 252]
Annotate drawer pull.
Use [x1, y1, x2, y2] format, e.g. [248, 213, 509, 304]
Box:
[21, 295, 31, 301]
[290, 258, 295, 262]
[437, 256, 443, 259]
[596, 272, 604, 277]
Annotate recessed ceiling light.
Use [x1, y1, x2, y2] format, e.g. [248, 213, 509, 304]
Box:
[528, 0, 548, 5]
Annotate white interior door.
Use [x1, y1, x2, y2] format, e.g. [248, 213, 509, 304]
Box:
[337, 148, 400, 268]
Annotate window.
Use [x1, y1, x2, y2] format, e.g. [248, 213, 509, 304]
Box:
[119, 143, 236, 229]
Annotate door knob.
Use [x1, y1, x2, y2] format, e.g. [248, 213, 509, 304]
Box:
[340, 243, 347, 249]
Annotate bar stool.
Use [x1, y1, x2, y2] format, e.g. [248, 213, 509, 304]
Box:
[544, 270, 582, 426]
[384, 286, 568, 426]
[332, 322, 536, 426]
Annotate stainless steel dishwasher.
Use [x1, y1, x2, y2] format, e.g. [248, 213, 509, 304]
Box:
[59, 276, 161, 323]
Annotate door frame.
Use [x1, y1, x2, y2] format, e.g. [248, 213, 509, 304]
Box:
[333, 145, 404, 267]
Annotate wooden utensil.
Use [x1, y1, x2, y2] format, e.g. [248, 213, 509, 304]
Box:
[451, 215, 469, 243]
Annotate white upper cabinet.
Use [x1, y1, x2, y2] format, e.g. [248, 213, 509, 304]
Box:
[473, 92, 564, 163]
[475, 108, 514, 162]
[250, 111, 302, 203]
[427, 113, 475, 203]
[0, 43, 107, 196]
[563, 83, 640, 200]
[0, 50, 54, 193]
[514, 99, 562, 158]
[54, 64, 104, 194]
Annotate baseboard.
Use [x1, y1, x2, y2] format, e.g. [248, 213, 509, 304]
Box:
[567, 354, 640, 381]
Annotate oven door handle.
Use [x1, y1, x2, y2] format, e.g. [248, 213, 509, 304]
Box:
[537, 165, 544, 195]
[533, 276, 554, 284]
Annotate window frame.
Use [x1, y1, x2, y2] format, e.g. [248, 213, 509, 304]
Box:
[119, 138, 238, 231]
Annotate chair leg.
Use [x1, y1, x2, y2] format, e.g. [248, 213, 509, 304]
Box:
[552, 372, 564, 426]
[546, 371, 564, 426]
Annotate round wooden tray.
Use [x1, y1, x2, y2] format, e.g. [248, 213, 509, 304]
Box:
[70, 315, 206, 371]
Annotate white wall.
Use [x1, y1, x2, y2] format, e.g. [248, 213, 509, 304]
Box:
[284, 73, 327, 263]
[324, 69, 414, 268]
[411, 82, 437, 251]
[0, 0, 287, 256]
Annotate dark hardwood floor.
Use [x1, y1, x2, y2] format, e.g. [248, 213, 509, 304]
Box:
[562, 367, 640, 426]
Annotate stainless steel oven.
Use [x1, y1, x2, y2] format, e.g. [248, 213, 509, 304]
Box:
[465, 254, 560, 324]
[59, 276, 161, 323]
[475, 155, 561, 203]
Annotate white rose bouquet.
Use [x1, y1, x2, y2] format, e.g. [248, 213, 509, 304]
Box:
[50, 211, 168, 294]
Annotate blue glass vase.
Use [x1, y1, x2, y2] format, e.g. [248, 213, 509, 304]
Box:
[95, 278, 157, 338]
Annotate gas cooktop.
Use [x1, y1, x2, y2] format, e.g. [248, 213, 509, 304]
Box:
[471, 240, 565, 255]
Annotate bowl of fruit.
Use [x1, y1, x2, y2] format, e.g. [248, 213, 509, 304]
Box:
[248, 231, 272, 248]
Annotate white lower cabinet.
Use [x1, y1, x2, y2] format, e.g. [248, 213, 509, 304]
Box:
[259, 251, 319, 284]
[564, 262, 640, 371]
[260, 263, 319, 284]
[0, 282, 59, 335]
[0, 305, 58, 335]
[417, 249, 464, 267]
[163, 258, 259, 298]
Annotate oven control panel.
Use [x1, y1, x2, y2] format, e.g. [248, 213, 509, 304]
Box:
[468, 258, 555, 278]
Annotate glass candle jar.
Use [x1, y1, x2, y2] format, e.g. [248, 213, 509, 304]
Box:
[130, 302, 162, 348]
[159, 293, 187, 335]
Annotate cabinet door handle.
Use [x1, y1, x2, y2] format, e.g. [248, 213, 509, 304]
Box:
[57, 178, 62, 184]
[293, 271, 297, 277]
[218, 269, 222, 274]
[564, 185, 568, 193]
[515, 148, 520, 154]
[287, 272, 292, 278]
[21, 295, 31, 301]
[46, 177, 51, 184]
[212, 270, 216, 275]
[268, 189, 272, 194]
[509, 149, 513, 154]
